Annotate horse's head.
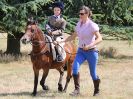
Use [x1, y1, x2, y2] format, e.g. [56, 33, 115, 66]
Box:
[21, 18, 42, 45]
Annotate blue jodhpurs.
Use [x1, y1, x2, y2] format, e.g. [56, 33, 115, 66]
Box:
[72, 48, 99, 80]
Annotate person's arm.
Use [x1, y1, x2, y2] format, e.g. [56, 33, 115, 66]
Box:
[91, 31, 102, 46]
[53, 32, 77, 45]
[51, 19, 67, 35]
[61, 19, 67, 31]
[83, 31, 102, 50]
[45, 23, 52, 33]
[45, 16, 53, 34]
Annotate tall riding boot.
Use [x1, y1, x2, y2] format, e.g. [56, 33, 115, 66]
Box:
[70, 73, 80, 96]
[55, 46, 63, 62]
[93, 79, 100, 96]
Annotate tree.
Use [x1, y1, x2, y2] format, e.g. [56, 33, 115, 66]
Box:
[0, 0, 52, 55]
[62, 0, 133, 26]
[0, 0, 133, 56]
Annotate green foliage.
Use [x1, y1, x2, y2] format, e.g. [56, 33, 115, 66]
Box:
[100, 25, 133, 40]
[61, 0, 133, 40]
[0, 0, 133, 40]
[62, 0, 133, 26]
[64, 17, 78, 33]
[104, 0, 133, 26]
[0, 0, 52, 33]
[92, 14, 104, 24]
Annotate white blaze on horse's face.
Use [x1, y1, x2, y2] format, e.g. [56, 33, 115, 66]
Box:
[21, 25, 33, 44]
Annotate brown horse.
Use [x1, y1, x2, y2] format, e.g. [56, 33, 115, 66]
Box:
[21, 21, 76, 96]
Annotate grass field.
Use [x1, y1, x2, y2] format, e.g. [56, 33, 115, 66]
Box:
[0, 33, 133, 99]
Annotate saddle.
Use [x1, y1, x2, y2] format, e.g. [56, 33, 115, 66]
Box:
[45, 35, 66, 62]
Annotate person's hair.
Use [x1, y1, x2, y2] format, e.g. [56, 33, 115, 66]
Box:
[79, 5, 92, 17]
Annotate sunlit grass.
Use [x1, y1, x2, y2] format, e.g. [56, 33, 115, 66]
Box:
[0, 58, 133, 99]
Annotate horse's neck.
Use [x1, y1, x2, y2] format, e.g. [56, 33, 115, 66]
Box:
[32, 44, 44, 53]
[32, 27, 47, 53]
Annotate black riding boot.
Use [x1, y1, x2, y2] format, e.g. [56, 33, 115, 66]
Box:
[70, 73, 80, 96]
[93, 79, 100, 96]
[55, 47, 63, 62]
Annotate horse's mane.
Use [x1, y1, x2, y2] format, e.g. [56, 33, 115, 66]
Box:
[35, 24, 45, 36]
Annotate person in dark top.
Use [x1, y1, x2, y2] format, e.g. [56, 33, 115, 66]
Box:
[45, 2, 66, 62]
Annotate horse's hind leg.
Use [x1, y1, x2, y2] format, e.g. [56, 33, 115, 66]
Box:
[57, 67, 64, 92]
[63, 62, 72, 92]
[40, 69, 49, 90]
[32, 67, 39, 96]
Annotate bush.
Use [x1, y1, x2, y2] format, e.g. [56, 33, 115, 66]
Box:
[92, 14, 104, 24]
[99, 25, 133, 40]
[99, 47, 117, 58]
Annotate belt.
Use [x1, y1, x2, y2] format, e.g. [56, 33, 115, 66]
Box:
[79, 47, 97, 51]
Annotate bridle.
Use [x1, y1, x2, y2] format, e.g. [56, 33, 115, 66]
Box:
[25, 24, 76, 56]
[26, 24, 49, 56]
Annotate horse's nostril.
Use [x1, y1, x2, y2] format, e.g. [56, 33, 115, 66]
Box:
[22, 38, 27, 44]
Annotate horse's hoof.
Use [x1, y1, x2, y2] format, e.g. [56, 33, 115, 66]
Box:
[58, 87, 63, 92]
[62, 89, 66, 93]
[43, 85, 49, 90]
[58, 83, 63, 92]
[31, 92, 37, 96]
[58, 89, 63, 92]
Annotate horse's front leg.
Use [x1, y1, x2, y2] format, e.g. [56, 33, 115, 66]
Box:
[57, 67, 64, 92]
[63, 62, 72, 92]
[32, 66, 39, 96]
[40, 69, 49, 90]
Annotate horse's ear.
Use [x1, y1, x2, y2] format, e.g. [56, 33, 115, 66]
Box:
[27, 16, 36, 25]
[28, 16, 33, 21]
[34, 18, 38, 24]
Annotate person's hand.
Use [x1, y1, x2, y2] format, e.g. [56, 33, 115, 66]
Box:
[48, 32, 52, 35]
[58, 40, 65, 43]
[58, 41, 64, 43]
[82, 45, 91, 51]
[52, 30, 59, 35]
[53, 41, 58, 46]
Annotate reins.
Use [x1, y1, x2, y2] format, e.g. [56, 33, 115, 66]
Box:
[28, 25, 77, 56]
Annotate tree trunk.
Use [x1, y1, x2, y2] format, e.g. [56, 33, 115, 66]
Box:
[5, 32, 24, 56]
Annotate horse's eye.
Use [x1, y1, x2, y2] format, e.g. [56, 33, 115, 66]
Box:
[31, 29, 34, 33]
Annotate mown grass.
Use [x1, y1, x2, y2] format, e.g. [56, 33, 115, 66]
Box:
[0, 57, 133, 99]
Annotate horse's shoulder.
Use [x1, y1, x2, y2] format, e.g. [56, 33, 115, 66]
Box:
[64, 42, 76, 52]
